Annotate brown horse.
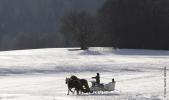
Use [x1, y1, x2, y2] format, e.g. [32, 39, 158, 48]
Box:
[70, 75, 91, 93]
[65, 78, 83, 95]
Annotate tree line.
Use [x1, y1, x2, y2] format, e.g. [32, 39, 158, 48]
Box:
[0, 0, 103, 50]
[61, 0, 169, 50]
[1, 0, 169, 50]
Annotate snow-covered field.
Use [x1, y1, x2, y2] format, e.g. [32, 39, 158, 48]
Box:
[0, 47, 168, 100]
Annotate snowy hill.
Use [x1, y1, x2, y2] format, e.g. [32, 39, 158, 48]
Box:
[0, 48, 168, 100]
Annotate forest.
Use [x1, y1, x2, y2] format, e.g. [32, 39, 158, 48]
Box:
[0, 0, 169, 50]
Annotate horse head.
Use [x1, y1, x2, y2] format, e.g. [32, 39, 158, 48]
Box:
[65, 78, 69, 84]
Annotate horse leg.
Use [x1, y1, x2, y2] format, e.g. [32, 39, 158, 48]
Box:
[68, 88, 75, 95]
[70, 88, 74, 94]
[76, 89, 79, 95]
[80, 90, 83, 95]
[73, 88, 76, 94]
[72, 89, 75, 94]
[67, 88, 70, 95]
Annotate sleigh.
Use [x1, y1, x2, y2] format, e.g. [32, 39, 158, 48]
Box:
[65, 75, 116, 95]
[90, 80, 115, 93]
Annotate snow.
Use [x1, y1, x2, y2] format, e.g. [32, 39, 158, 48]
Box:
[0, 47, 168, 100]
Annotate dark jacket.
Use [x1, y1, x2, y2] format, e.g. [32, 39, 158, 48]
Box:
[92, 74, 100, 84]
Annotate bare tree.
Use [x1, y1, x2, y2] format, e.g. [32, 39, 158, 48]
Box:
[61, 11, 94, 50]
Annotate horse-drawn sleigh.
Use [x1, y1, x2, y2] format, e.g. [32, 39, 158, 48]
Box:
[65, 74, 116, 95]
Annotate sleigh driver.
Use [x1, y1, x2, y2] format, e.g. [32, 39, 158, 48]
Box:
[92, 73, 100, 84]
[91, 73, 104, 87]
